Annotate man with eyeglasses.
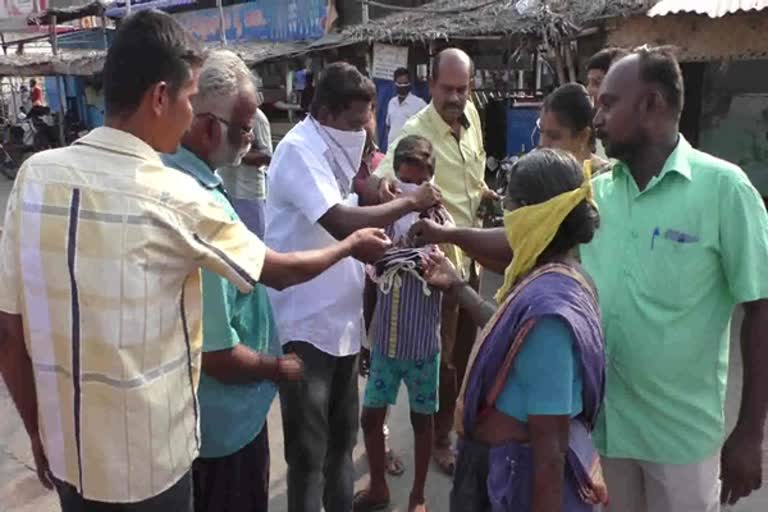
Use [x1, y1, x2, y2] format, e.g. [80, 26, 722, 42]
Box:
[218, 88, 273, 238]
[161, 50, 390, 512]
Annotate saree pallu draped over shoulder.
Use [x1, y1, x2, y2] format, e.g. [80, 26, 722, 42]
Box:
[451, 263, 607, 512]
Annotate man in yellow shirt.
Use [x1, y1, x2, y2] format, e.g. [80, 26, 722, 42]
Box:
[370, 48, 495, 474]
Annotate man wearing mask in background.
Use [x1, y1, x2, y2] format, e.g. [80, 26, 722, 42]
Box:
[368, 47, 496, 476]
[266, 61, 441, 512]
[386, 67, 427, 147]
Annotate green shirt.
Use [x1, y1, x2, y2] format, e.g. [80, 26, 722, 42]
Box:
[581, 135, 768, 464]
[162, 147, 281, 458]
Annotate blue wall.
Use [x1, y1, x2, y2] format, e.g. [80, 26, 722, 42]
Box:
[172, 0, 328, 43]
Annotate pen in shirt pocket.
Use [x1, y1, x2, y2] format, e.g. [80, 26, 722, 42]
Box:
[651, 226, 660, 250]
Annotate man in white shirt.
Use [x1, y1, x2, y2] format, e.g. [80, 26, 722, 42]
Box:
[386, 67, 427, 147]
[266, 62, 441, 512]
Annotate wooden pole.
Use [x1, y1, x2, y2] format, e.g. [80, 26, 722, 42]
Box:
[50, 16, 66, 147]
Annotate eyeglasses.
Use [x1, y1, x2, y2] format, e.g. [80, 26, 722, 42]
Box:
[198, 112, 253, 139]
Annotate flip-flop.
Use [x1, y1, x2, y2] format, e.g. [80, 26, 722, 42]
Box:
[385, 448, 405, 476]
[432, 444, 455, 475]
[352, 489, 390, 512]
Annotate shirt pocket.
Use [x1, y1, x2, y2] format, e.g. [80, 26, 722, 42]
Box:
[633, 228, 710, 310]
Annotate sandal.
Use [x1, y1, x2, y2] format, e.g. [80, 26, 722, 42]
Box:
[385, 448, 405, 476]
[353, 489, 390, 512]
[432, 444, 455, 476]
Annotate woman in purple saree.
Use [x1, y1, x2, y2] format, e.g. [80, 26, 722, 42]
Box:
[422, 149, 608, 512]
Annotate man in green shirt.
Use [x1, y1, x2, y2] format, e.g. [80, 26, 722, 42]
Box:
[410, 46, 768, 511]
[162, 50, 392, 512]
[588, 47, 768, 511]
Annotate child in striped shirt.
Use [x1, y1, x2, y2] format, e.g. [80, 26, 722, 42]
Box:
[355, 135, 446, 512]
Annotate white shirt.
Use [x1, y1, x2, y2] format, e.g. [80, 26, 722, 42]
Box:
[266, 118, 365, 356]
[386, 93, 427, 145]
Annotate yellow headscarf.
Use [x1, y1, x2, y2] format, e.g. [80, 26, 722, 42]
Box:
[494, 159, 595, 304]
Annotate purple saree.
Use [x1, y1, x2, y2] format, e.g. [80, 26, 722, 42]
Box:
[451, 263, 606, 512]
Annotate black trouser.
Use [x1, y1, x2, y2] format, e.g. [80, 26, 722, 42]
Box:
[450, 439, 492, 512]
[280, 341, 359, 512]
[54, 471, 192, 512]
[193, 426, 270, 512]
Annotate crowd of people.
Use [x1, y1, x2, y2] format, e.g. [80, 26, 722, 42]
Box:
[0, 8, 767, 512]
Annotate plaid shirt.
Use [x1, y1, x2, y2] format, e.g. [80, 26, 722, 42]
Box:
[0, 127, 266, 502]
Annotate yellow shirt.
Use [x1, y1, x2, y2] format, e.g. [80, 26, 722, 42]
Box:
[0, 127, 266, 502]
[376, 102, 486, 271]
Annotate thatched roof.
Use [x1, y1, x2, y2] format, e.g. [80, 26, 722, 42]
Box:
[29, 1, 106, 25]
[220, 41, 308, 66]
[0, 50, 106, 77]
[0, 40, 312, 77]
[342, 0, 659, 43]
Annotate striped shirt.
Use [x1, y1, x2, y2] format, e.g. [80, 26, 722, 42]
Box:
[369, 206, 449, 360]
[0, 127, 267, 502]
[371, 268, 442, 360]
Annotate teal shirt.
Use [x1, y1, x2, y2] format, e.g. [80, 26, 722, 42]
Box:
[581, 136, 768, 464]
[496, 316, 583, 422]
[162, 148, 281, 458]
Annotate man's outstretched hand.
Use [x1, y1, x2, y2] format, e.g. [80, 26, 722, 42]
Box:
[347, 228, 392, 264]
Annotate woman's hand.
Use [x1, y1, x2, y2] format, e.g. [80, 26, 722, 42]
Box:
[409, 219, 449, 247]
[422, 249, 463, 291]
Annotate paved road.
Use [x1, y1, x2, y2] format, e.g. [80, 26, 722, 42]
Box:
[1, 177, 768, 511]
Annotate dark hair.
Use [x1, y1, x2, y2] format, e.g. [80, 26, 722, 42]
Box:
[30, 79, 37, 86]
[310, 62, 376, 118]
[103, 10, 204, 117]
[587, 47, 629, 74]
[431, 48, 474, 82]
[393, 135, 435, 176]
[634, 45, 684, 114]
[506, 149, 599, 256]
[542, 83, 593, 135]
[393, 67, 410, 81]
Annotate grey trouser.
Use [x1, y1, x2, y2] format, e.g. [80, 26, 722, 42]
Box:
[280, 341, 359, 512]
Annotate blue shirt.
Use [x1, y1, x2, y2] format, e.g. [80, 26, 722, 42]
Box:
[162, 147, 281, 458]
[496, 316, 583, 422]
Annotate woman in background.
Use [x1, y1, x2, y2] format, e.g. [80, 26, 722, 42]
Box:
[538, 83, 611, 176]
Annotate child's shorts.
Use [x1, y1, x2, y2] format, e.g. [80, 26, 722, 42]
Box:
[363, 352, 440, 415]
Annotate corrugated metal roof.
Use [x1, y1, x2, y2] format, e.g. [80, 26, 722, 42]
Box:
[649, 0, 768, 17]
